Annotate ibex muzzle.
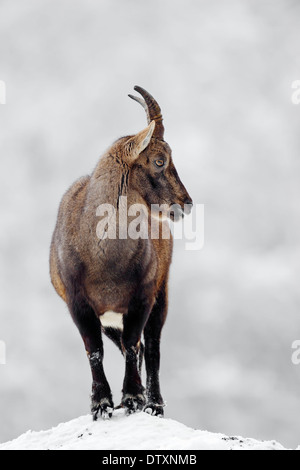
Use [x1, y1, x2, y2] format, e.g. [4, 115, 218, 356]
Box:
[50, 86, 193, 419]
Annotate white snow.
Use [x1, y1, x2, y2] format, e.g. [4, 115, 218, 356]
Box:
[0, 410, 289, 451]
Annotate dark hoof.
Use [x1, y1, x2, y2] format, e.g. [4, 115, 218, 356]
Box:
[122, 394, 145, 415]
[91, 397, 114, 420]
[143, 403, 165, 417]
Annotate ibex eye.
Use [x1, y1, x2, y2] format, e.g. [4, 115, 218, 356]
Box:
[155, 159, 164, 167]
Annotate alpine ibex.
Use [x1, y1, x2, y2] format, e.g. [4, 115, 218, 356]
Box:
[50, 86, 193, 419]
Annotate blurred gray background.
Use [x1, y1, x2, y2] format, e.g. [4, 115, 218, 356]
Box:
[1, 0, 300, 448]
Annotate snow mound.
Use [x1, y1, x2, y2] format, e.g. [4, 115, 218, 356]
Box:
[0, 410, 288, 450]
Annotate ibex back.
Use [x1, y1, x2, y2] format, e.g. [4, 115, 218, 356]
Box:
[50, 86, 193, 419]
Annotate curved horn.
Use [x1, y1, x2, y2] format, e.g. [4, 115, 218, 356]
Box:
[128, 93, 150, 123]
[128, 86, 165, 140]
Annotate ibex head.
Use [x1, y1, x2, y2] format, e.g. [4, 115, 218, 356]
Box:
[124, 86, 193, 221]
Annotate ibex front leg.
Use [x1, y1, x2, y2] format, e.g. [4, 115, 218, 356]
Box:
[68, 296, 113, 420]
[121, 292, 153, 414]
[143, 282, 168, 416]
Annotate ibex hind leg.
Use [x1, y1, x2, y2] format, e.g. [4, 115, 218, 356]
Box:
[68, 295, 114, 420]
[103, 326, 123, 353]
[143, 282, 168, 417]
[138, 341, 144, 376]
[101, 324, 145, 368]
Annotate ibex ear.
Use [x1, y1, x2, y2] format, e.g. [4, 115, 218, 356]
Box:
[125, 120, 155, 162]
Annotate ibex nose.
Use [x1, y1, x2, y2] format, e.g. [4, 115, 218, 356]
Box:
[183, 197, 193, 215]
[184, 197, 193, 206]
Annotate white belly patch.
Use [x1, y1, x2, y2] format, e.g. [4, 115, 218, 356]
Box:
[100, 311, 123, 330]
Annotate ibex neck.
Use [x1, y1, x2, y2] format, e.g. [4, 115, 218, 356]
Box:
[90, 154, 131, 208]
